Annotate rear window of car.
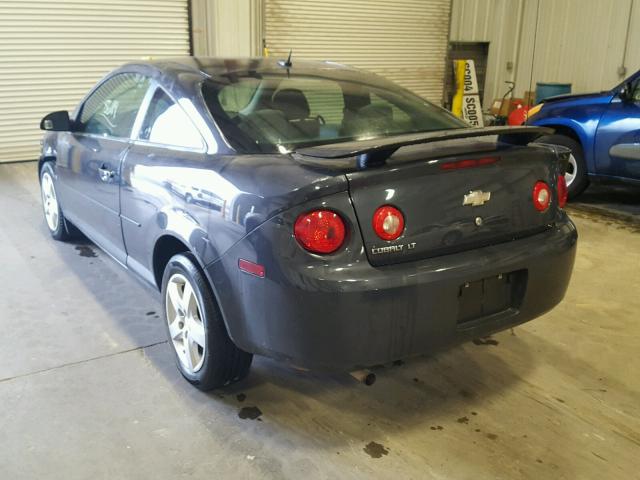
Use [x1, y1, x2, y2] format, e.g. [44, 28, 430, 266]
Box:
[202, 73, 465, 154]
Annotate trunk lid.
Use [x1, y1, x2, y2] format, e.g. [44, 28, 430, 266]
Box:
[344, 139, 559, 266]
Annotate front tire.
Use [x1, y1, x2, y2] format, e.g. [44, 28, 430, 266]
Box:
[161, 253, 252, 390]
[537, 134, 588, 199]
[40, 162, 72, 240]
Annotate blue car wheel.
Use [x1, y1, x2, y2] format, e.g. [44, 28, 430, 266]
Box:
[537, 134, 589, 198]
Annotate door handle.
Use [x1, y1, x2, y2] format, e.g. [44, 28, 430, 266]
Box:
[98, 165, 115, 182]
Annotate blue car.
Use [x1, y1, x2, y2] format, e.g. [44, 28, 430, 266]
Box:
[527, 70, 640, 198]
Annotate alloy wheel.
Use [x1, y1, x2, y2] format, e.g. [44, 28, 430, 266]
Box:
[165, 273, 206, 373]
[565, 154, 578, 187]
[41, 171, 60, 231]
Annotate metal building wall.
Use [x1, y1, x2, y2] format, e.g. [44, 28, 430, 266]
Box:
[451, 0, 640, 108]
[191, 0, 262, 57]
[450, 0, 525, 109]
[626, 2, 640, 74]
[0, 0, 191, 163]
[264, 0, 452, 104]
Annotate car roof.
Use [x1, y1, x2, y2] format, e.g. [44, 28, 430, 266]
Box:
[151, 56, 360, 77]
[125, 56, 405, 94]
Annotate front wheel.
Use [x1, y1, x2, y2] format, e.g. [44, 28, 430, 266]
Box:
[161, 253, 252, 390]
[40, 162, 72, 240]
[536, 134, 588, 199]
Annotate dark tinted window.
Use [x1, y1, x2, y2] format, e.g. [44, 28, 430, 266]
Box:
[202, 73, 465, 154]
[78, 73, 150, 138]
[633, 79, 640, 102]
[139, 88, 204, 150]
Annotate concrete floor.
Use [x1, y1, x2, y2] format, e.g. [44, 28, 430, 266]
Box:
[1, 161, 639, 480]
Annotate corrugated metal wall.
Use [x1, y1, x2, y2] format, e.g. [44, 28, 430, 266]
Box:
[626, 1, 640, 76]
[451, 0, 640, 108]
[264, 0, 451, 104]
[191, 0, 262, 57]
[450, 0, 524, 109]
[0, 0, 190, 163]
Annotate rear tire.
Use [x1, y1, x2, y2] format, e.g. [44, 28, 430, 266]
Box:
[161, 252, 252, 390]
[40, 162, 73, 240]
[536, 134, 588, 199]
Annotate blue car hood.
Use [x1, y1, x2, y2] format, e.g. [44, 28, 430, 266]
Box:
[542, 91, 613, 104]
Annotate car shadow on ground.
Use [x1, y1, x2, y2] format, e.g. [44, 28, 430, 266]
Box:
[54, 222, 541, 444]
[142, 323, 638, 475]
[143, 326, 538, 445]
[53, 224, 167, 348]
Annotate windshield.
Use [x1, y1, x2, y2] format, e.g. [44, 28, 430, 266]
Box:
[202, 73, 466, 154]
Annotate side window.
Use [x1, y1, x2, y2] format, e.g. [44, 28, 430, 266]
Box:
[78, 73, 150, 138]
[139, 88, 204, 150]
[633, 80, 640, 102]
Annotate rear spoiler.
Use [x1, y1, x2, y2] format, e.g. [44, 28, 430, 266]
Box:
[296, 126, 554, 169]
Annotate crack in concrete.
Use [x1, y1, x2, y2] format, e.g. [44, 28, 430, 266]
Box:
[0, 340, 168, 384]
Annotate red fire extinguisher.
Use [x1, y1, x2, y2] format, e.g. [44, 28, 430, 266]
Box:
[507, 101, 531, 126]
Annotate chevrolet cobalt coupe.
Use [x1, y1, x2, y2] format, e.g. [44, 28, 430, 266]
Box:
[39, 57, 577, 390]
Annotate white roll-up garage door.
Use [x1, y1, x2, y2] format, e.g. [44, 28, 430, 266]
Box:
[264, 0, 451, 103]
[0, 0, 190, 163]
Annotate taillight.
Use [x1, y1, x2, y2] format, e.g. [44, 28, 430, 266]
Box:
[294, 210, 346, 254]
[557, 175, 568, 208]
[440, 156, 498, 170]
[532, 181, 551, 212]
[372, 205, 405, 241]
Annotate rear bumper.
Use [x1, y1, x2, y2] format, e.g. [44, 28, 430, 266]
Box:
[206, 213, 577, 370]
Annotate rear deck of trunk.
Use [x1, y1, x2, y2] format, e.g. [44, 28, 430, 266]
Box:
[345, 140, 561, 266]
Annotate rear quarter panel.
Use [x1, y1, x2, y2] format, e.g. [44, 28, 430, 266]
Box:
[119, 150, 348, 287]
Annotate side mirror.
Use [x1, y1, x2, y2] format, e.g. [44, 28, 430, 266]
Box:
[40, 111, 71, 131]
[619, 83, 634, 103]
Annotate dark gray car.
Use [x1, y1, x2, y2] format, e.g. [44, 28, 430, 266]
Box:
[38, 57, 577, 390]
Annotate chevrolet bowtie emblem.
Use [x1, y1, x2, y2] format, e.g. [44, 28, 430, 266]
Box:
[463, 190, 491, 206]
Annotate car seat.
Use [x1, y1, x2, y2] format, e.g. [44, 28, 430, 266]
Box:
[271, 88, 321, 139]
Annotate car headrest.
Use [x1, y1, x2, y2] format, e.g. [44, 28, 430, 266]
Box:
[272, 88, 311, 120]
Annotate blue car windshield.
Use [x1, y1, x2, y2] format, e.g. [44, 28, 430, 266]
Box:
[202, 73, 465, 154]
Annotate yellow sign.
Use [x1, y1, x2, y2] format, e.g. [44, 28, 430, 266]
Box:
[452, 60, 465, 117]
[452, 59, 484, 127]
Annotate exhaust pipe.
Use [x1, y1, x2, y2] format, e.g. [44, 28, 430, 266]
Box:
[350, 369, 376, 386]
